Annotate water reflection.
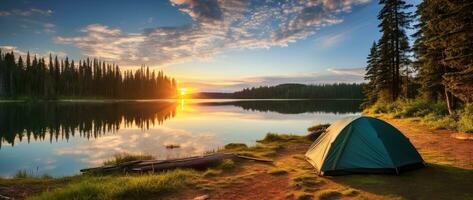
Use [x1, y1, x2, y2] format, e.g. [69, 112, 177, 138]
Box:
[0, 99, 361, 177]
[197, 100, 361, 114]
[0, 101, 177, 148]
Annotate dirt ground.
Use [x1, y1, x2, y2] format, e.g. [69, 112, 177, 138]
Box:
[170, 118, 473, 200]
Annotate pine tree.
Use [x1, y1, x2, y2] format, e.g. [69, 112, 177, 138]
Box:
[362, 42, 381, 107]
[377, 0, 413, 101]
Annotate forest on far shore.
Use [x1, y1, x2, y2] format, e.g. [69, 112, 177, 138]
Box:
[0, 51, 178, 99]
[192, 83, 364, 99]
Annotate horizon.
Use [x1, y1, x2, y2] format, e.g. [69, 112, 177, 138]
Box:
[0, 0, 418, 92]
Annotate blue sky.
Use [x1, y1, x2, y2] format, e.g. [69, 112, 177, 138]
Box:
[0, 0, 419, 92]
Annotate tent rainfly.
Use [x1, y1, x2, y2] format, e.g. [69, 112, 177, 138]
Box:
[305, 116, 425, 176]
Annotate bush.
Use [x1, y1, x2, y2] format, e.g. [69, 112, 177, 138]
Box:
[364, 98, 466, 132]
[458, 104, 473, 133]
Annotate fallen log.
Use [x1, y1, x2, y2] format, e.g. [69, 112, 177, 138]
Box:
[80, 153, 272, 173]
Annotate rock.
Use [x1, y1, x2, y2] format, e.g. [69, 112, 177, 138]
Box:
[193, 194, 210, 200]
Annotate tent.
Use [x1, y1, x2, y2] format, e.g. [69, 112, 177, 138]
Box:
[305, 116, 425, 176]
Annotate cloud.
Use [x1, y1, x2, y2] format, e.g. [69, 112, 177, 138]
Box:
[327, 67, 365, 76]
[56, 0, 371, 66]
[0, 11, 10, 16]
[0, 46, 67, 62]
[56, 24, 145, 61]
[0, 7, 55, 34]
[55, 127, 221, 166]
[180, 67, 366, 92]
[0, 8, 53, 17]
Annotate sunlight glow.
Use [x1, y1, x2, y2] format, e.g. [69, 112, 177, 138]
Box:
[179, 88, 187, 97]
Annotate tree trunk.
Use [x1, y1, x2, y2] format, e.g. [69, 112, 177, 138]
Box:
[445, 87, 454, 115]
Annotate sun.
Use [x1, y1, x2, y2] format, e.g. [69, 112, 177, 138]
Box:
[179, 88, 187, 97]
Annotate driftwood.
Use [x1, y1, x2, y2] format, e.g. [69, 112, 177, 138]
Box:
[306, 127, 327, 141]
[80, 153, 272, 173]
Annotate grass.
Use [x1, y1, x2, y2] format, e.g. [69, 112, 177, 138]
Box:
[102, 153, 154, 165]
[28, 169, 199, 200]
[365, 99, 473, 133]
[257, 133, 308, 143]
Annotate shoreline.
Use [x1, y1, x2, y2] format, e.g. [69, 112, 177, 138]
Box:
[1, 118, 472, 200]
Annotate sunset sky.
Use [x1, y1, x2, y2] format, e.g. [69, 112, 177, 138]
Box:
[0, 0, 418, 92]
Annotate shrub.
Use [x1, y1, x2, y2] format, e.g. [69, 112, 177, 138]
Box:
[458, 104, 473, 133]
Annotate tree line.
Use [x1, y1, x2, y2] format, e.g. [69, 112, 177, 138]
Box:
[363, 0, 472, 113]
[232, 83, 364, 99]
[0, 50, 178, 99]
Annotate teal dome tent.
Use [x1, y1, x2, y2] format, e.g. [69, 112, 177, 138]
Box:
[305, 116, 425, 176]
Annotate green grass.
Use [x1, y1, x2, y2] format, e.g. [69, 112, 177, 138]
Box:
[257, 133, 310, 144]
[103, 153, 154, 165]
[218, 133, 308, 159]
[28, 169, 199, 200]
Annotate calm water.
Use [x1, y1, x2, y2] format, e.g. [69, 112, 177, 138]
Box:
[0, 99, 361, 177]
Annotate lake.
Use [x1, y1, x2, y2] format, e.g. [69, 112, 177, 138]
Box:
[0, 99, 361, 177]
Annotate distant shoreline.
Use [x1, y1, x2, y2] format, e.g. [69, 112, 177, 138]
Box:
[0, 98, 363, 103]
